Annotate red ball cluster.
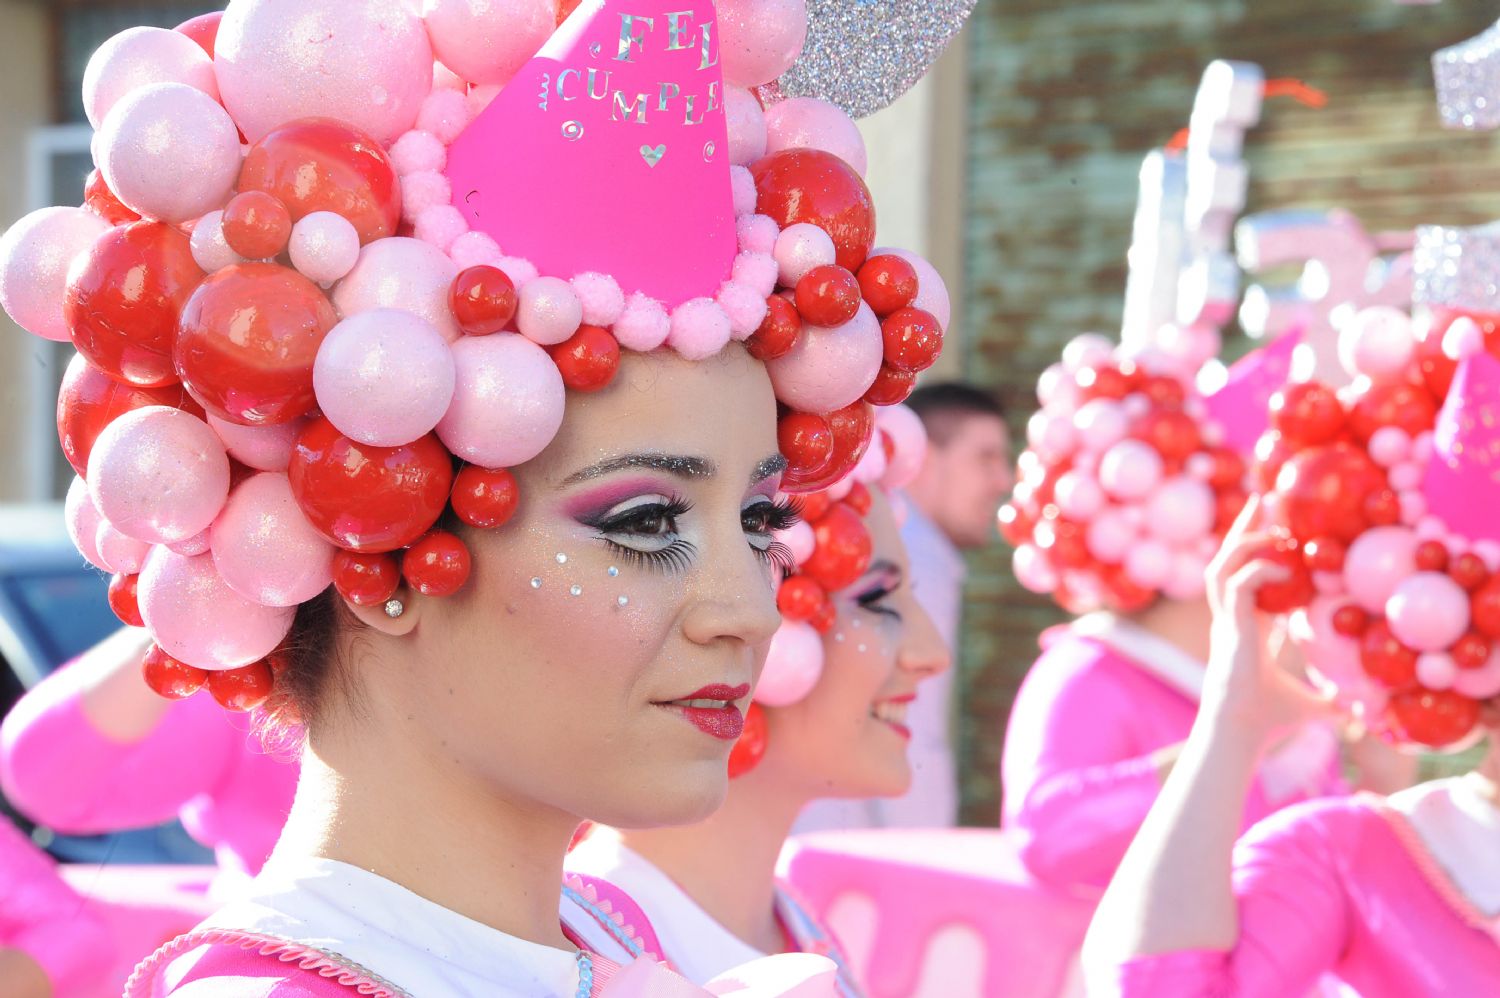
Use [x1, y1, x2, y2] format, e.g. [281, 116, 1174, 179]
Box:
[773, 490, 874, 637]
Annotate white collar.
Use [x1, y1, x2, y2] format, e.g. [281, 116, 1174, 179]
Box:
[1387, 777, 1500, 918]
[1068, 612, 1205, 700]
[189, 856, 630, 997]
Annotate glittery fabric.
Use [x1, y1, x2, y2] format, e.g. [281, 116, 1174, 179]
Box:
[1412, 223, 1500, 311]
[778, 0, 978, 119]
[1433, 19, 1500, 131]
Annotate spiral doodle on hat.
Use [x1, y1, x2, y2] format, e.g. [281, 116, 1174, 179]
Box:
[702, 140, 716, 161]
[562, 120, 584, 142]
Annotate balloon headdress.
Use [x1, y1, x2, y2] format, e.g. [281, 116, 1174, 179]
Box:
[0, 0, 964, 712]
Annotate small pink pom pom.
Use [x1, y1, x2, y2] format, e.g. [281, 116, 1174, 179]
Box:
[774, 223, 837, 286]
[730, 166, 758, 218]
[448, 230, 502, 270]
[737, 214, 780, 255]
[718, 281, 768, 340]
[732, 251, 780, 298]
[389, 130, 447, 176]
[517, 276, 583, 346]
[494, 255, 538, 286]
[416, 87, 471, 145]
[415, 205, 468, 252]
[614, 293, 671, 352]
[572, 272, 626, 327]
[670, 298, 734, 360]
[401, 171, 452, 224]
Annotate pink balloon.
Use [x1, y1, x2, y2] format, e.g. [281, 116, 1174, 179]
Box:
[1026, 410, 1078, 462]
[189, 211, 243, 274]
[1386, 571, 1470, 653]
[207, 415, 302, 472]
[0, 208, 110, 341]
[437, 333, 565, 467]
[1054, 470, 1104, 520]
[1061, 333, 1115, 372]
[97, 83, 241, 224]
[1415, 652, 1457, 691]
[716, 0, 809, 87]
[314, 310, 456, 447]
[778, 520, 816, 566]
[1162, 549, 1211, 600]
[332, 237, 460, 342]
[65, 476, 109, 571]
[1012, 544, 1059, 594]
[765, 302, 883, 414]
[1339, 305, 1413, 383]
[1035, 363, 1076, 410]
[1098, 439, 1164, 500]
[1145, 476, 1216, 544]
[1085, 507, 1134, 563]
[423, 0, 553, 87]
[138, 547, 295, 670]
[87, 406, 231, 545]
[764, 97, 868, 176]
[1124, 539, 1172, 589]
[1442, 316, 1485, 363]
[876, 248, 951, 330]
[288, 212, 361, 286]
[876, 403, 928, 491]
[169, 529, 212, 557]
[215, 0, 432, 144]
[517, 277, 584, 347]
[1290, 598, 1387, 716]
[1073, 399, 1128, 451]
[95, 521, 151, 576]
[725, 86, 769, 166]
[850, 432, 888, 484]
[211, 472, 336, 606]
[83, 26, 218, 129]
[756, 621, 824, 707]
[1453, 647, 1500, 700]
[774, 223, 837, 287]
[1367, 426, 1411, 468]
[1343, 526, 1419, 613]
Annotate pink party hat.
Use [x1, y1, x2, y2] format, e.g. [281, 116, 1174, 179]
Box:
[1423, 351, 1500, 545]
[445, 0, 736, 308]
[1202, 330, 1300, 457]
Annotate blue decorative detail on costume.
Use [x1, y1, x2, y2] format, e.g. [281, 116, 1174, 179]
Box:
[776, 886, 864, 998]
[575, 951, 594, 998]
[563, 883, 645, 958]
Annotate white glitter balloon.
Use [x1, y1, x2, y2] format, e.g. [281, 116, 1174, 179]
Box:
[83, 26, 220, 129]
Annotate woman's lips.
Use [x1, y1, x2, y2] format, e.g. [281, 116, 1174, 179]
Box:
[656, 683, 750, 741]
[872, 694, 914, 740]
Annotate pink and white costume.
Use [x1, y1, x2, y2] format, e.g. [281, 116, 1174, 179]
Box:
[1101, 779, 1500, 996]
[0, 649, 296, 886]
[0, 816, 114, 998]
[1001, 614, 1345, 889]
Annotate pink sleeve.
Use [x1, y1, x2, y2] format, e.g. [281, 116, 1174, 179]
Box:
[0, 819, 114, 998]
[1107, 799, 1355, 998]
[1000, 645, 1167, 888]
[0, 658, 237, 833]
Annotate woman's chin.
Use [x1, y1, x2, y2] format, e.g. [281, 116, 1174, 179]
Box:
[594, 759, 730, 829]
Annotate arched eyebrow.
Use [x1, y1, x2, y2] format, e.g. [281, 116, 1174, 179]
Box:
[751, 454, 787, 486]
[563, 453, 714, 484]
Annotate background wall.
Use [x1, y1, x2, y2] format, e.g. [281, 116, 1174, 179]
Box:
[956, 0, 1500, 824]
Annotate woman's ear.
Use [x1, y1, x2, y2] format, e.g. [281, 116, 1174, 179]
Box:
[341, 584, 420, 637]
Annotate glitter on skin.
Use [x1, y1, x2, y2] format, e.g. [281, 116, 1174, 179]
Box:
[617, 595, 629, 607]
[556, 552, 568, 564]
[530, 577, 542, 589]
[570, 584, 583, 597]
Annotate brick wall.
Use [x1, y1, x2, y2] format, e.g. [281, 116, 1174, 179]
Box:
[956, 0, 1500, 824]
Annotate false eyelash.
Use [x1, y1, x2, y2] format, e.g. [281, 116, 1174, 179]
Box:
[586, 495, 694, 535]
[856, 585, 904, 621]
[743, 496, 802, 536]
[760, 540, 797, 577]
[603, 538, 698, 574]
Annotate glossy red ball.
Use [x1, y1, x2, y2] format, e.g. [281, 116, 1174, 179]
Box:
[108, 573, 143, 627]
[997, 503, 1033, 547]
[548, 324, 621, 393]
[1253, 431, 1294, 492]
[1363, 488, 1401, 527]
[1331, 605, 1369, 638]
[728, 702, 768, 778]
[880, 307, 943, 374]
[450, 266, 518, 336]
[65, 221, 204, 387]
[782, 402, 874, 494]
[794, 265, 861, 327]
[1074, 365, 1130, 403]
[175, 262, 338, 425]
[207, 660, 277, 712]
[289, 418, 454, 553]
[1471, 578, 1500, 639]
[856, 255, 918, 317]
[221, 191, 293, 261]
[403, 531, 473, 597]
[1140, 375, 1188, 409]
[1301, 536, 1346, 574]
[1414, 541, 1450, 573]
[451, 466, 520, 529]
[776, 576, 828, 621]
[238, 119, 401, 244]
[1451, 631, 1492, 670]
[778, 412, 835, 480]
[746, 295, 802, 361]
[1360, 619, 1419, 688]
[1275, 444, 1383, 543]
[1348, 382, 1438, 444]
[802, 503, 873, 591]
[795, 491, 832, 525]
[331, 550, 402, 606]
[83, 169, 139, 226]
[1384, 688, 1481, 748]
[1269, 381, 1344, 447]
[1451, 553, 1489, 592]
[1248, 535, 1316, 614]
[1133, 409, 1201, 462]
[141, 645, 208, 700]
[844, 481, 872, 516]
[56, 353, 203, 476]
[750, 149, 877, 272]
[863, 365, 916, 406]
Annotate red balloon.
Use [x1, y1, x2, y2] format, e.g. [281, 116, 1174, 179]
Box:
[802, 503, 873, 591]
[1414, 540, 1450, 573]
[65, 221, 204, 387]
[1275, 444, 1383, 543]
[548, 325, 621, 393]
[1301, 536, 1346, 574]
[1248, 535, 1315, 614]
[289, 418, 454, 553]
[1140, 375, 1187, 409]
[1253, 430, 1294, 492]
[844, 481, 872, 516]
[1074, 365, 1130, 403]
[1133, 409, 1200, 462]
[1451, 553, 1489, 592]
[451, 466, 520, 529]
[141, 645, 208, 700]
[221, 191, 293, 261]
[403, 531, 472, 597]
[794, 265, 861, 327]
[238, 118, 401, 244]
[997, 503, 1033, 547]
[795, 491, 832, 525]
[856, 255, 918, 316]
[746, 296, 802, 361]
[1414, 315, 1458, 402]
[750, 149, 877, 272]
[1038, 517, 1091, 571]
[56, 353, 203, 476]
[1348, 382, 1438, 444]
[1363, 488, 1401, 527]
[331, 550, 402, 607]
[1384, 688, 1481, 748]
[777, 576, 828, 621]
[778, 411, 835, 481]
[1451, 631, 1492, 670]
[880, 307, 943, 374]
[207, 660, 277, 712]
[1331, 605, 1369, 638]
[174, 12, 223, 56]
[1269, 381, 1344, 446]
[1099, 563, 1157, 614]
[863, 365, 917, 406]
[728, 702, 768, 778]
[1360, 619, 1419, 688]
[83, 169, 139, 226]
[108, 573, 143, 627]
[175, 263, 338, 425]
[1214, 489, 1248, 533]
[1203, 447, 1246, 489]
[782, 401, 873, 493]
[1471, 577, 1500, 638]
[450, 266, 518, 336]
[809, 595, 838, 634]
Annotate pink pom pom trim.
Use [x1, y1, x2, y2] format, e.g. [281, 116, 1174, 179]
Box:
[718, 281, 768, 340]
[613, 293, 672, 352]
[389, 130, 448, 176]
[448, 230, 503, 270]
[401, 171, 452, 224]
[737, 214, 780, 255]
[415, 205, 468, 252]
[571, 272, 626, 327]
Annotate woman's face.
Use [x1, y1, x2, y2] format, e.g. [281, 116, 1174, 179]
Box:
[761, 491, 950, 800]
[376, 346, 786, 828]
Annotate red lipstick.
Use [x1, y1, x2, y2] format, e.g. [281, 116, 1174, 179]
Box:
[656, 683, 751, 741]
